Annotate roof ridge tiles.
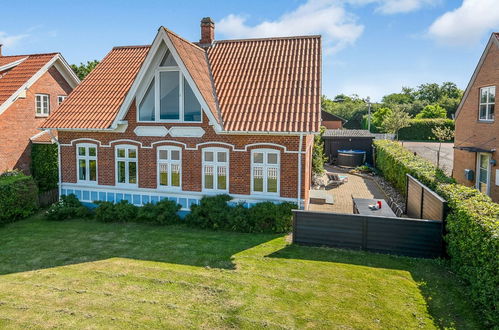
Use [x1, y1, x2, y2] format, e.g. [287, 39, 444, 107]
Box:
[112, 45, 151, 50]
[213, 35, 321, 44]
[0, 52, 58, 58]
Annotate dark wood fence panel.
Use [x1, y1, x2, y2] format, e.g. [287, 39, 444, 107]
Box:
[406, 174, 447, 221]
[293, 210, 443, 258]
[38, 189, 58, 207]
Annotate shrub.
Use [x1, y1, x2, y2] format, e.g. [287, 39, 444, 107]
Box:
[94, 200, 138, 223]
[45, 194, 90, 221]
[185, 195, 296, 233]
[0, 172, 38, 224]
[31, 143, 58, 192]
[137, 199, 181, 225]
[398, 118, 454, 141]
[415, 104, 447, 119]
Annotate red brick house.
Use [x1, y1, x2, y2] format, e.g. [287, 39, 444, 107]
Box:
[453, 32, 498, 202]
[41, 18, 321, 210]
[321, 110, 346, 129]
[0, 47, 79, 173]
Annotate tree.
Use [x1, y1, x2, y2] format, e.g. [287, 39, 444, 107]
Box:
[431, 126, 454, 168]
[381, 107, 411, 140]
[415, 83, 442, 103]
[321, 94, 369, 128]
[415, 104, 447, 119]
[71, 60, 99, 80]
[312, 126, 327, 175]
[370, 107, 392, 132]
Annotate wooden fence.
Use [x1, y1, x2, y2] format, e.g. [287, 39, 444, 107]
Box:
[406, 174, 447, 221]
[38, 189, 58, 207]
[293, 210, 443, 258]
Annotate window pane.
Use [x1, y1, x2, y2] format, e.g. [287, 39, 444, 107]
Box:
[253, 167, 263, 192]
[217, 151, 227, 163]
[117, 148, 126, 158]
[253, 152, 264, 163]
[159, 149, 168, 160]
[171, 164, 180, 187]
[160, 71, 180, 120]
[480, 105, 487, 119]
[490, 87, 495, 103]
[160, 50, 178, 67]
[204, 165, 214, 189]
[117, 161, 126, 183]
[129, 161, 137, 184]
[89, 160, 97, 181]
[268, 153, 278, 164]
[128, 149, 137, 159]
[217, 166, 227, 190]
[171, 150, 180, 161]
[205, 151, 214, 162]
[78, 159, 86, 180]
[481, 89, 488, 103]
[267, 167, 278, 193]
[159, 163, 168, 186]
[184, 78, 202, 121]
[78, 147, 86, 156]
[139, 79, 155, 121]
[489, 105, 494, 120]
[89, 147, 96, 157]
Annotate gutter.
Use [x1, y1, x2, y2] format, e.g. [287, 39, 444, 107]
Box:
[297, 134, 304, 208]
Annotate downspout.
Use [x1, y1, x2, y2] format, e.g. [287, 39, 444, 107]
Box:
[57, 139, 62, 200]
[297, 134, 304, 209]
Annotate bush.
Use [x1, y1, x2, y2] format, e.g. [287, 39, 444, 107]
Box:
[0, 172, 38, 224]
[398, 118, 454, 141]
[94, 200, 138, 223]
[415, 104, 447, 119]
[45, 194, 90, 221]
[137, 199, 181, 225]
[185, 195, 296, 233]
[31, 143, 58, 192]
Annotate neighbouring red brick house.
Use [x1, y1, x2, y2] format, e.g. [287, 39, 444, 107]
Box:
[41, 18, 321, 210]
[453, 32, 499, 202]
[0, 47, 79, 173]
[321, 110, 346, 129]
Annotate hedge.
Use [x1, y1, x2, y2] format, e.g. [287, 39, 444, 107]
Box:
[0, 173, 39, 224]
[31, 143, 58, 192]
[398, 118, 454, 141]
[374, 140, 498, 326]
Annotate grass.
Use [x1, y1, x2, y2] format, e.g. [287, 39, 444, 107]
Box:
[0, 214, 482, 329]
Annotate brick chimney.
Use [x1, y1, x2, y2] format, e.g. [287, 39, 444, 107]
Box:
[200, 17, 215, 45]
[0, 44, 3, 56]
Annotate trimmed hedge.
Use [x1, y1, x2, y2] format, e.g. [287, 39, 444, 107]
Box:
[398, 118, 454, 141]
[31, 143, 58, 192]
[0, 172, 38, 224]
[374, 140, 498, 326]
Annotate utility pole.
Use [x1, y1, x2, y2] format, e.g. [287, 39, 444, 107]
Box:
[366, 96, 371, 132]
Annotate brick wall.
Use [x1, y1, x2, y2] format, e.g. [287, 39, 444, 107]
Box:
[0, 66, 73, 173]
[322, 120, 342, 129]
[59, 101, 314, 203]
[454, 41, 499, 202]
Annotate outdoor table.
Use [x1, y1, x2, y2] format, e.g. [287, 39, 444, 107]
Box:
[352, 198, 397, 217]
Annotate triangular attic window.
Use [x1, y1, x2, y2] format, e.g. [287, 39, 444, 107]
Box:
[160, 50, 178, 67]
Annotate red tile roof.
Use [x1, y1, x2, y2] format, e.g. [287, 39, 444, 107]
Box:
[42, 29, 321, 133]
[42, 46, 150, 129]
[0, 53, 57, 106]
[30, 130, 56, 144]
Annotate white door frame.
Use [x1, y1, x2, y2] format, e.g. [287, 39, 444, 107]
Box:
[476, 152, 491, 196]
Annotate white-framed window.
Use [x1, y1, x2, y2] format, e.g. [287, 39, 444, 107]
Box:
[251, 149, 280, 195]
[137, 50, 202, 123]
[76, 143, 97, 183]
[202, 147, 229, 192]
[115, 145, 138, 186]
[476, 153, 491, 195]
[57, 95, 67, 105]
[35, 94, 50, 116]
[157, 146, 182, 189]
[479, 86, 495, 121]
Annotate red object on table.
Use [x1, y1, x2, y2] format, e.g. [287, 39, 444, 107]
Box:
[377, 200, 382, 208]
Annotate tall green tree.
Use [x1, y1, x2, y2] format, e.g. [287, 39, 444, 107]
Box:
[71, 60, 100, 80]
[415, 104, 447, 119]
[381, 107, 411, 140]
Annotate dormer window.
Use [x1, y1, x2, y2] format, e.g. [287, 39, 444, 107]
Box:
[138, 50, 202, 123]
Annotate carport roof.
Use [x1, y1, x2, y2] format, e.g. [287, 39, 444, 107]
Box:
[323, 129, 375, 138]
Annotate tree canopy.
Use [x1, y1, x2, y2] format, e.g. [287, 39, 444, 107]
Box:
[71, 60, 100, 80]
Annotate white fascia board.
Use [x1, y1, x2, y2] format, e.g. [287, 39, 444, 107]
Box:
[53, 54, 81, 88]
[0, 57, 28, 71]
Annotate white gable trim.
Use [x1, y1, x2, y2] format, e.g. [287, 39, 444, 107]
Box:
[0, 57, 28, 72]
[111, 28, 223, 132]
[455, 34, 499, 119]
[0, 54, 80, 116]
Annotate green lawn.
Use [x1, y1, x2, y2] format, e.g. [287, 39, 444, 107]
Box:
[0, 214, 481, 329]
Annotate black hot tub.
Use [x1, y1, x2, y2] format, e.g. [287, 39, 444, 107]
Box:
[337, 150, 366, 167]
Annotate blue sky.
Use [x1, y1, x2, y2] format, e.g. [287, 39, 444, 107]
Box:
[1, 0, 498, 101]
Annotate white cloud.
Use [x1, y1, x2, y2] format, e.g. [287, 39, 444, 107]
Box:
[429, 0, 499, 45]
[0, 32, 29, 48]
[347, 0, 436, 14]
[218, 0, 364, 54]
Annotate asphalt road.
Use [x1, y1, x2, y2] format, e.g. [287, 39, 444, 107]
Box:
[401, 141, 454, 176]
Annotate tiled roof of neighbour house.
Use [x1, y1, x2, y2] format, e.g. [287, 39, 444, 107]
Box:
[42, 46, 151, 129]
[321, 110, 347, 123]
[0, 53, 57, 106]
[207, 36, 321, 132]
[322, 129, 375, 138]
[30, 130, 56, 144]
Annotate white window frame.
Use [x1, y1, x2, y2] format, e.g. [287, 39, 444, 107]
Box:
[251, 149, 280, 196]
[479, 86, 495, 121]
[157, 146, 182, 190]
[76, 143, 98, 184]
[57, 95, 67, 105]
[476, 152, 491, 196]
[136, 51, 202, 124]
[35, 94, 50, 117]
[202, 147, 229, 193]
[115, 145, 138, 187]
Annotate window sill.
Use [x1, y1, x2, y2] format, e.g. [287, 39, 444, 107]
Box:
[157, 186, 182, 192]
[477, 119, 495, 124]
[77, 180, 98, 185]
[35, 114, 49, 118]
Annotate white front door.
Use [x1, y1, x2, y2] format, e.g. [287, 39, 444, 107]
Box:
[476, 153, 491, 195]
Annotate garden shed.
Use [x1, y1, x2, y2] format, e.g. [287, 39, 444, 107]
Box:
[322, 129, 375, 166]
